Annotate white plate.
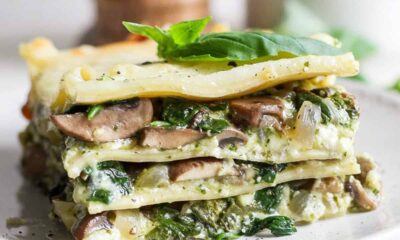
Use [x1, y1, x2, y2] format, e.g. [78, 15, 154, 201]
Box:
[1, 78, 399, 240]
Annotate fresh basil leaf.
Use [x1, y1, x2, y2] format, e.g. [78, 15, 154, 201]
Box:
[169, 17, 211, 46]
[242, 216, 296, 236]
[123, 17, 342, 62]
[254, 185, 284, 213]
[122, 21, 167, 44]
[168, 31, 342, 61]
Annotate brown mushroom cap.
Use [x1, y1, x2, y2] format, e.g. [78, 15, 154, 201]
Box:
[139, 127, 206, 149]
[169, 157, 238, 182]
[51, 99, 153, 142]
[215, 127, 248, 148]
[356, 155, 376, 183]
[73, 212, 113, 240]
[345, 176, 379, 210]
[230, 97, 284, 128]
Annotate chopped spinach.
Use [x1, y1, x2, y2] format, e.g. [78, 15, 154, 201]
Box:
[197, 117, 229, 133]
[208, 101, 228, 111]
[191, 199, 228, 229]
[145, 196, 296, 239]
[85, 161, 132, 204]
[147, 205, 201, 240]
[296, 89, 359, 125]
[88, 189, 111, 204]
[96, 161, 132, 195]
[255, 163, 287, 183]
[242, 215, 296, 236]
[330, 92, 359, 120]
[162, 98, 202, 127]
[161, 98, 229, 133]
[254, 185, 284, 213]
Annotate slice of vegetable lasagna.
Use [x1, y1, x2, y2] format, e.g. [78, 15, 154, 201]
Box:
[19, 17, 381, 240]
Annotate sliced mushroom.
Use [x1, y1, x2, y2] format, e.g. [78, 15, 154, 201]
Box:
[215, 127, 248, 148]
[169, 158, 238, 182]
[356, 154, 376, 183]
[289, 179, 316, 191]
[51, 99, 153, 142]
[345, 176, 379, 210]
[139, 127, 206, 149]
[73, 212, 113, 240]
[230, 97, 284, 128]
[313, 177, 343, 194]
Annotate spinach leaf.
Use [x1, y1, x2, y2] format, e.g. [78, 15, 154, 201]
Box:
[255, 163, 287, 183]
[123, 17, 342, 62]
[191, 199, 228, 229]
[88, 189, 111, 204]
[86, 161, 132, 204]
[197, 117, 229, 133]
[147, 205, 201, 240]
[329, 92, 359, 120]
[161, 98, 228, 133]
[97, 161, 132, 195]
[254, 185, 284, 213]
[169, 31, 342, 61]
[242, 216, 296, 236]
[162, 98, 202, 127]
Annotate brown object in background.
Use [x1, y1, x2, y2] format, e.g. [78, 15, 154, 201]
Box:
[247, 0, 284, 29]
[96, 0, 209, 45]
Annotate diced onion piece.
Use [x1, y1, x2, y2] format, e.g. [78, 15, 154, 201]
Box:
[135, 165, 169, 188]
[295, 101, 321, 148]
[322, 98, 350, 124]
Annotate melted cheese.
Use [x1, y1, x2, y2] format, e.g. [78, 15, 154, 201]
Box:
[63, 122, 357, 178]
[73, 158, 360, 214]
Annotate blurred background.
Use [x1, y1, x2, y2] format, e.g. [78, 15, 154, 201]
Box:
[1, 0, 400, 91]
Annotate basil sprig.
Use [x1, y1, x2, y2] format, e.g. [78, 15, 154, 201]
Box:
[123, 17, 342, 62]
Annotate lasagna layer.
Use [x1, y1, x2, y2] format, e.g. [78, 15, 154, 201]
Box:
[53, 156, 380, 240]
[73, 158, 360, 214]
